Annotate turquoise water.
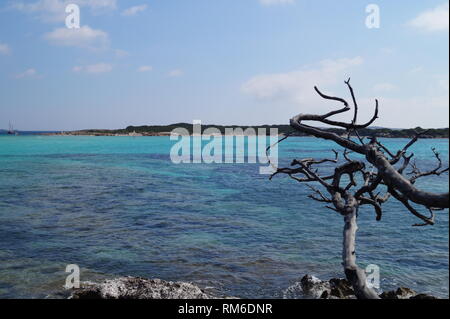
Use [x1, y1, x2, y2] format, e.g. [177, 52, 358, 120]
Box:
[0, 135, 448, 298]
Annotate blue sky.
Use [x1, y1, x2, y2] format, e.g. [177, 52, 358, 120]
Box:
[0, 0, 448, 130]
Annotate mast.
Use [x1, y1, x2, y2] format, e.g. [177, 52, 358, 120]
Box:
[7, 121, 14, 134]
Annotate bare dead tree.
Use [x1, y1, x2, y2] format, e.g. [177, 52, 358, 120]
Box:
[269, 79, 449, 299]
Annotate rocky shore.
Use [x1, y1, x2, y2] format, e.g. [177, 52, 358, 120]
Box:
[70, 277, 222, 299]
[298, 275, 437, 299]
[68, 275, 438, 299]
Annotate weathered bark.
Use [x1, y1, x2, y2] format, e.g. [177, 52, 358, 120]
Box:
[342, 206, 380, 299]
[366, 146, 449, 209]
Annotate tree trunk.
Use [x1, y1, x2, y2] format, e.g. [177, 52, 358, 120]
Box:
[342, 207, 380, 299]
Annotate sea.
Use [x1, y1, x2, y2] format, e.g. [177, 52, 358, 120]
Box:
[0, 134, 448, 298]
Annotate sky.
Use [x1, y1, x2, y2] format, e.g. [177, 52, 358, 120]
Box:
[0, 0, 448, 131]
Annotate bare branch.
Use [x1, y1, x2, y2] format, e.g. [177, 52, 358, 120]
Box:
[359, 196, 383, 221]
[344, 78, 358, 125]
[398, 153, 414, 174]
[409, 148, 449, 183]
[343, 149, 353, 162]
[306, 184, 332, 203]
[413, 209, 436, 227]
[314, 86, 349, 108]
[366, 145, 449, 209]
[269, 150, 339, 182]
[376, 141, 396, 159]
[332, 161, 365, 192]
[389, 130, 430, 165]
[266, 132, 293, 172]
[388, 187, 436, 226]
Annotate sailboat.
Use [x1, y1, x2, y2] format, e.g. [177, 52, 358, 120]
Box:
[7, 121, 16, 135]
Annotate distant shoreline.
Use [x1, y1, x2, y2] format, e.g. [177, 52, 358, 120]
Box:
[34, 123, 449, 139]
[2, 124, 449, 139]
[37, 132, 449, 139]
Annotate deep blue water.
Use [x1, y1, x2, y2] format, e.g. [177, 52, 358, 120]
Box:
[0, 135, 448, 298]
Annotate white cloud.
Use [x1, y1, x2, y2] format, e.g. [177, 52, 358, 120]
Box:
[241, 57, 449, 128]
[122, 4, 148, 16]
[0, 43, 11, 55]
[115, 49, 129, 58]
[241, 57, 375, 126]
[73, 63, 112, 74]
[242, 57, 363, 104]
[11, 0, 117, 22]
[371, 95, 449, 128]
[372, 82, 396, 92]
[168, 69, 183, 77]
[408, 3, 449, 32]
[138, 65, 153, 72]
[44, 25, 109, 50]
[15, 68, 37, 79]
[82, 0, 116, 10]
[259, 0, 295, 6]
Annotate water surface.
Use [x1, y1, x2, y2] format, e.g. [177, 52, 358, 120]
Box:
[0, 136, 448, 298]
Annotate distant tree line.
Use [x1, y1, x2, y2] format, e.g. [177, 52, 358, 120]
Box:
[73, 124, 448, 138]
[115, 124, 449, 138]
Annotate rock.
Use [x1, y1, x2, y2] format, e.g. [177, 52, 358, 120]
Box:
[379, 290, 397, 299]
[70, 277, 217, 299]
[395, 287, 417, 299]
[330, 287, 346, 299]
[300, 275, 357, 299]
[69, 274, 439, 300]
[300, 274, 437, 300]
[380, 287, 417, 299]
[329, 278, 354, 298]
[320, 290, 329, 299]
[300, 275, 331, 299]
